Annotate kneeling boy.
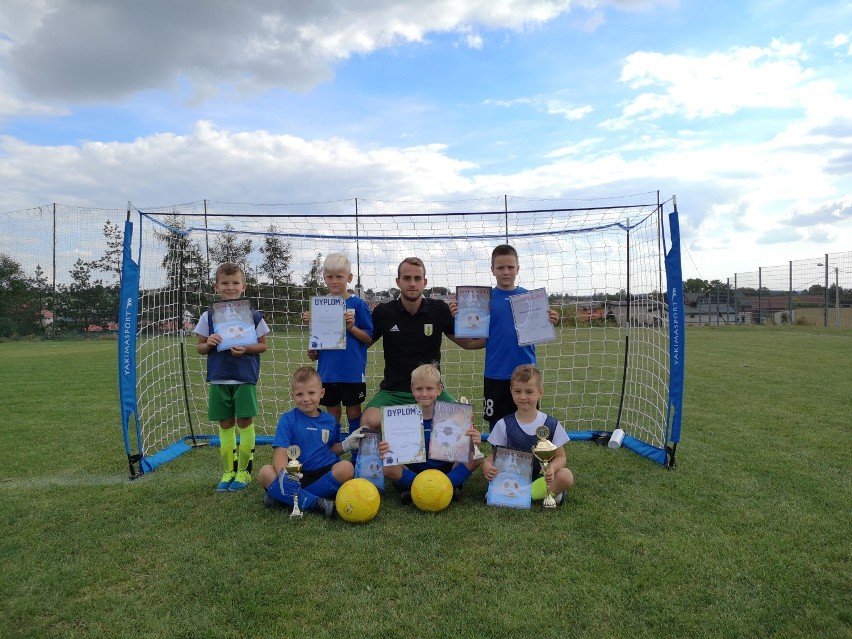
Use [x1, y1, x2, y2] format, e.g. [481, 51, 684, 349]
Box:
[259, 367, 364, 518]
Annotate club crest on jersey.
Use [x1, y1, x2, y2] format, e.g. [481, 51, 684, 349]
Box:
[321, 429, 330, 444]
[424, 323, 433, 336]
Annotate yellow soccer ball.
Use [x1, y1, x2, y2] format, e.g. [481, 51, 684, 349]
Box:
[411, 469, 453, 513]
[335, 478, 381, 524]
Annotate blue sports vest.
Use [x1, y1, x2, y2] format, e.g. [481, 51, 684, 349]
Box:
[502, 413, 558, 476]
[205, 305, 264, 383]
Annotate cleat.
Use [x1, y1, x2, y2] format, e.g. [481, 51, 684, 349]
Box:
[555, 491, 566, 507]
[263, 493, 285, 509]
[452, 486, 462, 502]
[313, 497, 336, 519]
[228, 470, 252, 491]
[216, 472, 236, 492]
[399, 490, 412, 505]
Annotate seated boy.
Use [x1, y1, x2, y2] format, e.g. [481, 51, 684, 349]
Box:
[379, 364, 482, 503]
[482, 364, 574, 505]
[258, 367, 364, 518]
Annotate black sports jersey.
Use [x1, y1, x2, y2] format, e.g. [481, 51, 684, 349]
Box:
[371, 297, 454, 391]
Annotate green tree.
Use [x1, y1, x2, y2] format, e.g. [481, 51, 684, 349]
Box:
[0, 253, 37, 337]
[258, 224, 293, 285]
[155, 215, 206, 291]
[303, 252, 326, 293]
[90, 219, 124, 282]
[683, 278, 709, 293]
[210, 223, 253, 269]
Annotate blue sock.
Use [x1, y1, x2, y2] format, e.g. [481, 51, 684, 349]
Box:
[304, 470, 343, 499]
[394, 467, 418, 491]
[297, 488, 319, 510]
[446, 464, 472, 488]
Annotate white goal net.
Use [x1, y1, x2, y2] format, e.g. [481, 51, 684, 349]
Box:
[119, 193, 684, 474]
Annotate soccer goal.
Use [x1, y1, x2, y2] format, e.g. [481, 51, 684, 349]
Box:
[117, 193, 685, 477]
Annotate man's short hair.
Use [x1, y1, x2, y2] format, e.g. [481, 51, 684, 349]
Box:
[291, 366, 321, 388]
[491, 245, 519, 266]
[215, 262, 245, 282]
[323, 252, 352, 274]
[398, 257, 426, 278]
[510, 364, 543, 388]
[411, 363, 442, 386]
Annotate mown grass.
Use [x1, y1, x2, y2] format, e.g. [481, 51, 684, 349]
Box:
[0, 326, 850, 638]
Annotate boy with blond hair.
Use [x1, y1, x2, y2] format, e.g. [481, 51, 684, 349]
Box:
[303, 253, 373, 437]
[379, 364, 482, 503]
[195, 262, 269, 491]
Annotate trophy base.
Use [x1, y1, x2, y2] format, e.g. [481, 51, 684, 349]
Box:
[542, 493, 558, 509]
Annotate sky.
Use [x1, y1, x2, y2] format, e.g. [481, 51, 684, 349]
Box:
[0, 0, 850, 283]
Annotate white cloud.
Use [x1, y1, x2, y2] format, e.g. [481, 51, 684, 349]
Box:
[603, 39, 817, 128]
[545, 100, 593, 120]
[2, 0, 612, 103]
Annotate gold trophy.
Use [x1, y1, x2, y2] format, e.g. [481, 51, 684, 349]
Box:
[285, 445, 304, 519]
[531, 425, 558, 509]
[460, 396, 485, 460]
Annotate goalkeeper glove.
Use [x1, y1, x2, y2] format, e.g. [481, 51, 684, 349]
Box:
[341, 427, 366, 453]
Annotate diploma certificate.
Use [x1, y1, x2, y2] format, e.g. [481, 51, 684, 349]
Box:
[429, 401, 474, 463]
[486, 447, 533, 509]
[381, 404, 426, 466]
[454, 285, 491, 338]
[309, 296, 347, 350]
[508, 288, 556, 346]
[211, 299, 258, 352]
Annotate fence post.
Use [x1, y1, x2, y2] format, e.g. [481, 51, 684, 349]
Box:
[824, 255, 829, 328]
[788, 261, 793, 325]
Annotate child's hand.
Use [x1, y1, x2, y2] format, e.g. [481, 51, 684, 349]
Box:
[345, 309, 355, 330]
[206, 333, 222, 348]
[307, 349, 319, 361]
[230, 345, 246, 357]
[448, 301, 458, 317]
[543, 467, 555, 484]
[301, 311, 311, 324]
[483, 464, 498, 481]
[548, 309, 560, 325]
[378, 441, 390, 456]
[465, 426, 481, 446]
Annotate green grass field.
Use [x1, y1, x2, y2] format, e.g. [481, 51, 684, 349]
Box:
[1, 327, 850, 638]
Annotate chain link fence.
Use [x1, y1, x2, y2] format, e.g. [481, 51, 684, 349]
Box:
[692, 251, 851, 328]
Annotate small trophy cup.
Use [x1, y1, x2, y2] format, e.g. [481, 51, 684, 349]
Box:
[460, 396, 485, 460]
[285, 445, 304, 519]
[531, 425, 558, 509]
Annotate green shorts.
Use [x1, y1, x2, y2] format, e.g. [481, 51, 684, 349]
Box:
[208, 383, 258, 422]
[365, 388, 456, 409]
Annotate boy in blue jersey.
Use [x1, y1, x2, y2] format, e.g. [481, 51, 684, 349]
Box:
[195, 262, 269, 492]
[379, 364, 482, 503]
[258, 367, 362, 518]
[482, 365, 574, 505]
[302, 253, 373, 437]
[451, 245, 559, 430]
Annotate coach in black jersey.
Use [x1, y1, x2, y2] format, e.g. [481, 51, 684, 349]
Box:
[361, 256, 478, 430]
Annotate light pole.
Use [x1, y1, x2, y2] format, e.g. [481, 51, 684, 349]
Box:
[818, 262, 840, 327]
